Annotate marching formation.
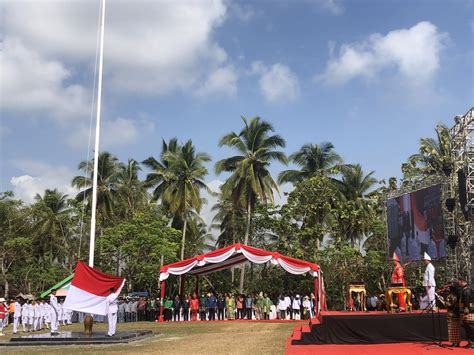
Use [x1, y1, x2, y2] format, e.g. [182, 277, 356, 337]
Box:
[0, 290, 71, 336]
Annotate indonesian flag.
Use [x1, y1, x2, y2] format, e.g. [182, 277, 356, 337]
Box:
[63, 261, 125, 315]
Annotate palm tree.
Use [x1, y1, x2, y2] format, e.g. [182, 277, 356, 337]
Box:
[117, 158, 147, 217]
[159, 140, 211, 261]
[215, 116, 287, 292]
[185, 216, 215, 258]
[142, 138, 179, 204]
[278, 142, 342, 184]
[211, 189, 246, 248]
[33, 189, 71, 262]
[72, 151, 121, 223]
[334, 164, 378, 247]
[406, 124, 453, 178]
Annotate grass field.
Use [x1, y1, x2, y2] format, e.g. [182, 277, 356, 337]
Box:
[0, 321, 296, 354]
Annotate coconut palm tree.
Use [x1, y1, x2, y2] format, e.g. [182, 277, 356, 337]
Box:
[185, 216, 215, 258]
[72, 151, 121, 223]
[215, 116, 287, 292]
[160, 140, 211, 261]
[333, 164, 378, 247]
[278, 142, 342, 184]
[117, 158, 147, 217]
[142, 138, 179, 204]
[406, 124, 453, 178]
[33, 189, 71, 262]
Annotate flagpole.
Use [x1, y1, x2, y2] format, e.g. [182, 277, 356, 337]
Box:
[89, 0, 106, 268]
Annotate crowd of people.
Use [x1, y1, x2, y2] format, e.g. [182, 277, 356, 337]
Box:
[158, 292, 317, 322]
[0, 293, 71, 336]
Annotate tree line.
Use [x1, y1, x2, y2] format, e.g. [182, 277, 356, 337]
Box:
[0, 117, 452, 308]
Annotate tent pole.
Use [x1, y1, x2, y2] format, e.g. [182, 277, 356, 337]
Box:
[159, 280, 165, 322]
[313, 276, 319, 317]
[195, 275, 199, 297]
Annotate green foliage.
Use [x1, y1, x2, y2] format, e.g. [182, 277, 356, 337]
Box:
[98, 206, 181, 293]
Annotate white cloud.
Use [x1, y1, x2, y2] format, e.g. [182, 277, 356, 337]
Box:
[315, 0, 344, 15]
[319, 22, 448, 86]
[228, 2, 255, 21]
[67, 117, 152, 150]
[196, 66, 238, 97]
[252, 62, 300, 103]
[1, 0, 233, 101]
[0, 39, 89, 121]
[10, 160, 77, 204]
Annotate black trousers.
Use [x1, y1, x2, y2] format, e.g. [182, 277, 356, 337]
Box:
[200, 311, 206, 321]
[149, 309, 156, 322]
[173, 309, 180, 321]
[182, 309, 189, 321]
[279, 310, 286, 319]
[217, 308, 224, 320]
[464, 322, 474, 342]
[164, 309, 172, 321]
[246, 308, 252, 320]
[138, 309, 146, 321]
[208, 308, 216, 321]
[237, 309, 244, 319]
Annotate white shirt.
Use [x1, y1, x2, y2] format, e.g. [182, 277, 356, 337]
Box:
[50, 295, 60, 313]
[277, 299, 287, 311]
[284, 296, 291, 309]
[28, 304, 35, 318]
[106, 292, 119, 314]
[292, 298, 301, 310]
[14, 302, 22, 317]
[423, 262, 436, 287]
[21, 304, 29, 317]
[302, 300, 311, 310]
[419, 295, 429, 309]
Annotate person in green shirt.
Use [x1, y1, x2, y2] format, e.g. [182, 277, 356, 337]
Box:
[262, 294, 272, 320]
[149, 298, 156, 322]
[226, 293, 235, 320]
[256, 294, 264, 320]
[199, 293, 208, 321]
[164, 297, 173, 322]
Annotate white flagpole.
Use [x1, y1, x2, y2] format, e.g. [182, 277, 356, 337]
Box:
[89, 0, 106, 267]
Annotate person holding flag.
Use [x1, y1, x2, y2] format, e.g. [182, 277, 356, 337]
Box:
[63, 261, 125, 335]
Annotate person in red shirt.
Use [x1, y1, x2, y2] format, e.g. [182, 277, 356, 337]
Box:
[0, 298, 6, 336]
[190, 294, 199, 321]
[391, 253, 406, 311]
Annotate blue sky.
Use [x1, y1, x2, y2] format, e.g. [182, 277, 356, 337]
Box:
[1, 0, 473, 214]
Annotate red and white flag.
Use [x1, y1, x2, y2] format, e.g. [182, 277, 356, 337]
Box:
[63, 261, 125, 315]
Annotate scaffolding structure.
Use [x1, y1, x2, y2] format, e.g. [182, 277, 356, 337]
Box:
[448, 107, 474, 284]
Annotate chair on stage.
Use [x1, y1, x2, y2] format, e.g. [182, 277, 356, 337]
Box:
[346, 283, 367, 312]
[385, 283, 413, 313]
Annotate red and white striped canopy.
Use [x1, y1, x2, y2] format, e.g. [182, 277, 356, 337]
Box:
[159, 243, 319, 281]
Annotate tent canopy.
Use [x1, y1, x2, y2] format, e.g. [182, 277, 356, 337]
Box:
[159, 243, 320, 281]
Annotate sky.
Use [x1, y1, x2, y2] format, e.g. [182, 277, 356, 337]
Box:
[1, 0, 473, 226]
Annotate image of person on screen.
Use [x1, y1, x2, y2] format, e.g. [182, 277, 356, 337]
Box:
[399, 232, 407, 262]
[428, 229, 438, 259]
[408, 231, 420, 261]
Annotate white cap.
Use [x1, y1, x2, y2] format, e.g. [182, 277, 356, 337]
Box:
[0, 298, 5, 302]
[423, 252, 431, 261]
[296, 294, 300, 299]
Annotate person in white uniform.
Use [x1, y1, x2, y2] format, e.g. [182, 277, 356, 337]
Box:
[44, 301, 51, 329]
[49, 290, 60, 335]
[21, 300, 29, 333]
[31, 300, 39, 331]
[13, 298, 22, 334]
[106, 287, 120, 336]
[37, 300, 45, 330]
[423, 252, 436, 310]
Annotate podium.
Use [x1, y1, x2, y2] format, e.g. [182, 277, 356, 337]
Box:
[385, 286, 412, 312]
[347, 283, 367, 311]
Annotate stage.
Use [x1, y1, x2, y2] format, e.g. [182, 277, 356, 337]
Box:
[1, 330, 153, 347]
[291, 311, 457, 345]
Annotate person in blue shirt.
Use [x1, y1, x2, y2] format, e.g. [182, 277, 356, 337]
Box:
[207, 292, 217, 321]
[245, 294, 254, 320]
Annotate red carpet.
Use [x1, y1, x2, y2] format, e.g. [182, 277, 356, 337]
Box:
[286, 324, 472, 354]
